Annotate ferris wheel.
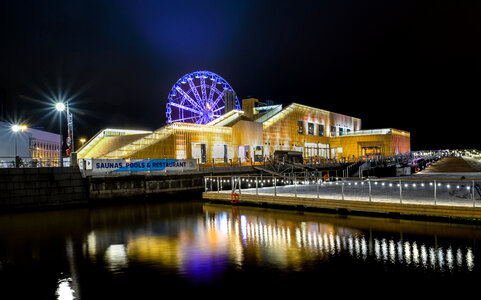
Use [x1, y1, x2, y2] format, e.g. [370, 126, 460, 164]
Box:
[166, 71, 241, 124]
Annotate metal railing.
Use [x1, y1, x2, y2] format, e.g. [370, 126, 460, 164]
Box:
[0, 157, 63, 168]
[204, 175, 481, 208]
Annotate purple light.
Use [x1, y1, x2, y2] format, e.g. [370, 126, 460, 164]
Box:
[166, 71, 240, 124]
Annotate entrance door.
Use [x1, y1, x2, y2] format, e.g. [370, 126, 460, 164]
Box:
[201, 143, 207, 163]
[223, 144, 228, 163]
[193, 143, 208, 163]
[362, 146, 381, 158]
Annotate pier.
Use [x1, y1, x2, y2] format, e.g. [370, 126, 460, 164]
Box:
[203, 156, 481, 222]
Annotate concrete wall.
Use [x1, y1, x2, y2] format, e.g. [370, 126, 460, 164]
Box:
[0, 167, 88, 211]
[87, 173, 205, 201]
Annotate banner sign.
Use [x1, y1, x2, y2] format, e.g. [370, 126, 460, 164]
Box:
[83, 159, 197, 173]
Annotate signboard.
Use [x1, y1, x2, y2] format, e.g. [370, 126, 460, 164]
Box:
[86, 159, 197, 173]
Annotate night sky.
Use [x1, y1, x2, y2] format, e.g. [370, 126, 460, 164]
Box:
[1, 0, 480, 151]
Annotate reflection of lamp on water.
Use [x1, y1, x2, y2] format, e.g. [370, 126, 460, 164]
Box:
[11, 124, 27, 168]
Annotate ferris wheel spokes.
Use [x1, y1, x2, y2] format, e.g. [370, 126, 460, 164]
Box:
[187, 77, 204, 107]
[169, 102, 201, 115]
[175, 86, 203, 112]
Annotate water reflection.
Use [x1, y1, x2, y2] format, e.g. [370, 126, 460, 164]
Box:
[104, 244, 128, 272]
[1, 201, 481, 298]
[55, 277, 75, 300]
[81, 203, 479, 279]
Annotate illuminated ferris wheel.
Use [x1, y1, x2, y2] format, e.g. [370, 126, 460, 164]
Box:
[166, 71, 240, 124]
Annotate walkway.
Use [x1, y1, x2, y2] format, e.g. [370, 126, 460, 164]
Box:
[203, 156, 481, 221]
[420, 156, 481, 173]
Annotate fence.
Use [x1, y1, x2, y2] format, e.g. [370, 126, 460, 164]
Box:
[204, 175, 481, 208]
[0, 157, 63, 168]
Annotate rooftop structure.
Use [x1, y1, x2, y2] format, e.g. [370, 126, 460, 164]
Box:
[77, 99, 410, 163]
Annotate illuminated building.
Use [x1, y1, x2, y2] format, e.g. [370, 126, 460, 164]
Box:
[77, 98, 410, 162]
[0, 121, 61, 163]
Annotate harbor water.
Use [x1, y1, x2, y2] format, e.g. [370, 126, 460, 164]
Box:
[1, 197, 480, 299]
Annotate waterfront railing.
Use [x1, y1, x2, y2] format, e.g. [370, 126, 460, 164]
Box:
[204, 175, 481, 208]
[0, 156, 63, 168]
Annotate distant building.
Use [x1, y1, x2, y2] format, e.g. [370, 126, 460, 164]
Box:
[0, 121, 60, 166]
[77, 98, 410, 163]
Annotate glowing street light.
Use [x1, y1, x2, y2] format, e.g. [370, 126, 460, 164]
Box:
[11, 124, 27, 133]
[56, 102, 66, 112]
[11, 124, 20, 132]
[11, 124, 28, 167]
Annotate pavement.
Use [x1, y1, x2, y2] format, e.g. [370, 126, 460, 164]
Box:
[420, 156, 481, 173]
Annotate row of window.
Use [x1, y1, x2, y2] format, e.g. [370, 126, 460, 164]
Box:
[297, 121, 351, 137]
[31, 141, 60, 151]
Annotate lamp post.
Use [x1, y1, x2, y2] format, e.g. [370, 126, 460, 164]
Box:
[56, 102, 66, 167]
[11, 124, 27, 167]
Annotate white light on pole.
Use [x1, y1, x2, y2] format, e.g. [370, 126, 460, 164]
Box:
[56, 102, 66, 112]
[56, 102, 66, 167]
[11, 124, 27, 167]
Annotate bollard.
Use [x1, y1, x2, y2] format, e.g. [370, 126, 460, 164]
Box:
[434, 180, 437, 205]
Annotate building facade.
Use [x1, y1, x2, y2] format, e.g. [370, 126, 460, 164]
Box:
[77, 99, 410, 163]
[0, 121, 61, 166]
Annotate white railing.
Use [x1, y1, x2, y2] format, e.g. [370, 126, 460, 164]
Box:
[205, 175, 481, 208]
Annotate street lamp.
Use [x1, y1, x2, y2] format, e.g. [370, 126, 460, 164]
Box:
[56, 102, 66, 167]
[56, 102, 65, 112]
[11, 124, 27, 167]
[80, 138, 86, 147]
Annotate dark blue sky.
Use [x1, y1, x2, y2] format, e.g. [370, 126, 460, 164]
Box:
[1, 0, 480, 150]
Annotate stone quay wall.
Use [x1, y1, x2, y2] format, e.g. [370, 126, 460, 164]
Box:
[0, 167, 88, 211]
[0, 166, 259, 211]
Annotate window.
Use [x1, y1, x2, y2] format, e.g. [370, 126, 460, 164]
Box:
[297, 120, 303, 134]
[308, 123, 314, 135]
[339, 128, 344, 136]
[318, 124, 324, 137]
[331, 126, 336, 137]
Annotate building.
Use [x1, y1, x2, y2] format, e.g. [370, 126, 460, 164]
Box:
[0, 121, 61, 166]
[77, 98, 410, 163]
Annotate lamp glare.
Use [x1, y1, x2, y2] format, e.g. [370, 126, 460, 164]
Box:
[56, 102, 66, 112]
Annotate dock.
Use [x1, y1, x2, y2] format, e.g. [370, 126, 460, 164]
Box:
[202, 156, 481, 222]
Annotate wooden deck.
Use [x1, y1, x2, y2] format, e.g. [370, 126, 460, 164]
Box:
[203, 191, 481, 221]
